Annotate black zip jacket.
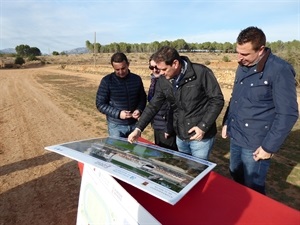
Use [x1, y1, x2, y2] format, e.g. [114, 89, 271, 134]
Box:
[136, 56, 224, 140]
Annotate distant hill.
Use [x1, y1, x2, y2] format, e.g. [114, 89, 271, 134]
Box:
[0, 48, 16, 54]
[63, 47, 89, 54]
[0, 47, 89, 55]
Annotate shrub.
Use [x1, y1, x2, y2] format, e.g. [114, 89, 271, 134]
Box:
[27, 55, 39, 61]
[204, 60, 211, 65]
[277, 49, 300, 86]
[222, 55, 231, 62]
[15, 56, 25, 65]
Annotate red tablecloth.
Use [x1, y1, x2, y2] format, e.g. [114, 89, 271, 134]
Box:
[118, 172, 300, 225]
[77, 137, 300, 225]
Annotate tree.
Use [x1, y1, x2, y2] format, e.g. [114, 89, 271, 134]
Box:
[172, 39, 189, 50]
[223, 42, 234, 53]
[15, 44, 31, 57]
[107, 42, 120, 52]
[29, 47, 41, 56]
[160, 40, 171, 48]
[95, 43, 101, 53]
[86, 40, 102, 53]
[85, 40, 93, 52]
[15, 44, 41, 57]
[119, 42, 130, 53]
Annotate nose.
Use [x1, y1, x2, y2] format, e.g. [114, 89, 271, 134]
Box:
[237, 54, 243, 62]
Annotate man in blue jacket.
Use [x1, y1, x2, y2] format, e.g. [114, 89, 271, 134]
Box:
[128, 46, 224, 160]
[96, 52, 146, 138]
[222, 26, 299, 194]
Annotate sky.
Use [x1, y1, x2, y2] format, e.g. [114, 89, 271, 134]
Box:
[1, 0, 299, 54]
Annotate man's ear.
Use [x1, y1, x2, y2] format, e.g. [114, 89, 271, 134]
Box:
[173, 59, 180, 69]
[258, 46, 265, 56]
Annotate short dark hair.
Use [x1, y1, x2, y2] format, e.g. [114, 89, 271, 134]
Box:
[237, 26, 266, 51]
[110, 52, 129, 65]
[149, 53, 155, 63]
[152, 46, 181, 66]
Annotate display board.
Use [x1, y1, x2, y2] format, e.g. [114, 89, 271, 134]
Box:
[77, 164, 161, 225]
[45, 136, 216, 205]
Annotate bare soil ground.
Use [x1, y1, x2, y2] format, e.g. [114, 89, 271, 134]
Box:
[0, 67, 93, 225]
[0, 57, 299, 224]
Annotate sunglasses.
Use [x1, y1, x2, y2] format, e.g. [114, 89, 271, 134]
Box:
[149, 65, 160, 70]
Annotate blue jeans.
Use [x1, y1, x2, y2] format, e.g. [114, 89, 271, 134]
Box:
[108, 122, 135, 138]
[229, 143, 271, 194]
[176, 136, 215, 160]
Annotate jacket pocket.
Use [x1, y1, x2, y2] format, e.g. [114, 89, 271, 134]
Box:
[181, 117, 201, 139]
[249, 79, 272, 101]
[241, 119, 271, 140]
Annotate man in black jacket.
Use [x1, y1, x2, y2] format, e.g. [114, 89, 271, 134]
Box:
[128, 46, 224, 160]
[96, 52, 146, 138]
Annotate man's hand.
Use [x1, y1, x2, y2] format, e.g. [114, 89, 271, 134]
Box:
[253, 146, 273, 161]
[221, 125, 228, 139]
[189, 126, 205, 141]
[128, 128, 141, 143]
[120, 110, 132, 119]
[132, 109, 141, 119]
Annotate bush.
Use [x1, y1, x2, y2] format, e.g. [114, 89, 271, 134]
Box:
[277, 49, 300, 86]
[222, 55, 231, 62]
[204, 60, 211, 65]
[27, 55, 39, 61]
[15, 56, 25, 65]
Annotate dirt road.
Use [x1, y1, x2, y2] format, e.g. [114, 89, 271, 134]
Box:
[0, 67, 100, 225]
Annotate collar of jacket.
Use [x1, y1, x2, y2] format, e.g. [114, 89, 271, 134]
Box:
[114, 70, 131, 80]
[256, 47, 271, 73]
[175, 56, 197, 85]
[238, 48, 271, 80]
[150, 74, 160, 80]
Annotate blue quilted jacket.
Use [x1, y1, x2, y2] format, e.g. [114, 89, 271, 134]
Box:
[96, 71, 147, 125]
